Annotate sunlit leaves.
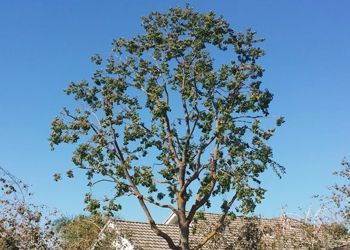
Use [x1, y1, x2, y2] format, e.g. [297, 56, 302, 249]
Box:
[50, 6, 283, 219]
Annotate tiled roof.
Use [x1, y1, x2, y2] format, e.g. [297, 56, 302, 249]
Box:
[105, 213, 349, 250]
[186, 213, 306, 249]
[111, 220, 179, 249]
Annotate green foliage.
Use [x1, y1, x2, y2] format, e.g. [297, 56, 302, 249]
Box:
[54, 213, 113, 250]
[50, 6, 284, 249]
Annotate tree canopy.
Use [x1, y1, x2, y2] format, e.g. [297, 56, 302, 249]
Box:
[50, 6, 284, 249]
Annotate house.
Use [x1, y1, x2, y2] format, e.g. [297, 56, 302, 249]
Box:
[92, 212, 349, 249]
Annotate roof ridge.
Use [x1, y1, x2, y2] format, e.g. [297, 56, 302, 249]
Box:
[111, 213, 300, 226]
[215, 212, 301, 220]
[185, 211, 286, 220]
[112, 219, 179, 227]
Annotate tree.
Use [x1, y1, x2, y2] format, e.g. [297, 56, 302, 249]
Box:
[330, 159, 350, 226]
[318, 159, 350, 227]
[0, 166, 58, 249]
[54, 213, 115, 250]
[50, 6, 284, 250]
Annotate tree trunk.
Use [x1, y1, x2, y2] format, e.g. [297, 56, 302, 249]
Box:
[179, 224, 190, 250]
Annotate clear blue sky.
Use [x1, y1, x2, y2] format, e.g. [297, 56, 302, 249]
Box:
[1, 0, 349, 222]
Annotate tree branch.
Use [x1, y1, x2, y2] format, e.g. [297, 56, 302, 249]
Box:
[136, 194, 178, 214]
[187, 139, 220, 224]
[163, 112, 182, 167]
[108, 120, 179, 250]
[193, 192, 238, 250]
[180, 71, 191, 167]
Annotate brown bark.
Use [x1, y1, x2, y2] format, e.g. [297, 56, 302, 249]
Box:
[179, 223, 191, 250]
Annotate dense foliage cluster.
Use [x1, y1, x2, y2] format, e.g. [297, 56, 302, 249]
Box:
[54, 213, 116, 250]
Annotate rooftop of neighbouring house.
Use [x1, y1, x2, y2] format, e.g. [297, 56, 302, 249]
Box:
[99, 212, 349, 250]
